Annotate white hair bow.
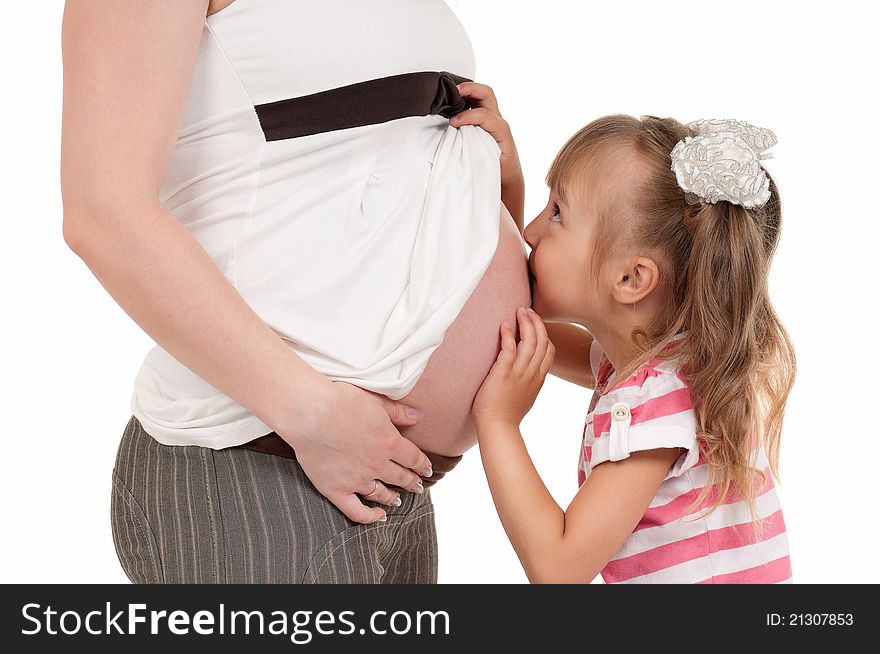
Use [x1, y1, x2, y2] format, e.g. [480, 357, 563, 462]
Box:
[670, 119, 777, 209]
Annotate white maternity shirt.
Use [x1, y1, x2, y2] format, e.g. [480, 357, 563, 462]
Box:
[130, 0, 505, 447]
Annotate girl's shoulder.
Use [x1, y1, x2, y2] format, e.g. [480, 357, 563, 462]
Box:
[594, 355, 691, 418]
[589, 336, 691, 412]
[585, 339, 700, 481]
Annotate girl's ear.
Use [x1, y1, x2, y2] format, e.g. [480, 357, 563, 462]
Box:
[611, 256, 660, 305]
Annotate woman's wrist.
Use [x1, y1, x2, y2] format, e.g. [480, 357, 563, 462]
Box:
[256, 352, 336, 446]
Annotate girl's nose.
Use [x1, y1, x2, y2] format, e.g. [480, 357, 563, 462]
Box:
[523, 218, 539, 250]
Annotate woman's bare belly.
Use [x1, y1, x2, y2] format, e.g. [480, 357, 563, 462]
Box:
[394, 202, 531, 457]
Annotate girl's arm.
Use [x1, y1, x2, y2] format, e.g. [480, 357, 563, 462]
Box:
[471, 307, 680, 582]
[500, 179, 525, 234]
[544, 322, 596, 389]
[476, 419, 683, 583]
[451, 83, 524, 232]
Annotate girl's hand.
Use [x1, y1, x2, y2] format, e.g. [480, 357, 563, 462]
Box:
[450, 82, 524, 193]
[276, 382, 434, 525]
[472, 307, 556, 428]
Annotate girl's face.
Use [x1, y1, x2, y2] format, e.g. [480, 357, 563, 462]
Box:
[523, 184, 607, 326]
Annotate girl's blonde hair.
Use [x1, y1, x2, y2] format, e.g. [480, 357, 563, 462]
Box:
[548, 115, 796, 533]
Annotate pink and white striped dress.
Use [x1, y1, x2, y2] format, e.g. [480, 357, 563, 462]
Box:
[577, 334, 793, 584]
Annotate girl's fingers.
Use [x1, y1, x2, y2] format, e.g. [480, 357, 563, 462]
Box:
[500, 321, 517, 357]
[528, 308, 550, 369]
[540, 338, 556, 377]
[449, 107, 499, 131]
[514, 308, 537, 372]
[491, 321, 516, 372]
[456, 82, 500, 113]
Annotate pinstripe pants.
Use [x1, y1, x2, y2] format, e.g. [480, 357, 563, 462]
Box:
[110, 415, 438, 583]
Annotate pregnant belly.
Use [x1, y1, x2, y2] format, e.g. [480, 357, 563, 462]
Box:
[394, 202, 531, 457]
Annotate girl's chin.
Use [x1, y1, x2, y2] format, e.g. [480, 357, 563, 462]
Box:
[530, 280, 557, 320]
[529, 293, 549, 318]
[530, 297, 563, 323]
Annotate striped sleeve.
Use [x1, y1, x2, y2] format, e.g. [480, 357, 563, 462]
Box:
[588, 371, 701, 481]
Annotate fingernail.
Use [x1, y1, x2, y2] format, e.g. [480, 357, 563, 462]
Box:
[414, 482, 424, 494]
[405, 406, 425, 420]
[377, 516, 387, 523]
[422, 466, 434, 478]
[393, 496, 402, 507]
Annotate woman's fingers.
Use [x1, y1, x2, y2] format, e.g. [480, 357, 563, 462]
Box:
[335, 493, 387, 525]
[381, 398, 423, 428]
[456, 82, 500, 113]
[359, 479, 401, 507]
[388, 435, 434, 479]
[378, 460, 424, 495]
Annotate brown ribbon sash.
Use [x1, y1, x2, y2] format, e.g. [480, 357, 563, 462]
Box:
[254, 70, 472, 141]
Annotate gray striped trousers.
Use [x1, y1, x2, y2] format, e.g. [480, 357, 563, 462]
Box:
[110, 415, 438, 583]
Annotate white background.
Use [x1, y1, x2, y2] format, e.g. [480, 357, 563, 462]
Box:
[1, 0, 877, 583]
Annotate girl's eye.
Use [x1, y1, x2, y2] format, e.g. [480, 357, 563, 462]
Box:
[549, 203, 561, 222]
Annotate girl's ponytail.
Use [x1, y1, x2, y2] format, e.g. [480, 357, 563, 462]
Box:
[679, 182, 796, 534]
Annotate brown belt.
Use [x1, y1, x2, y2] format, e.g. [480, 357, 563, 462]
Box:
[236, 432, 462, 489]
[254, 70, 472, 141]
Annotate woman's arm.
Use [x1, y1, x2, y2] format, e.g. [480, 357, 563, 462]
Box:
[60, 0, 431, 524]
[476, 419, 683, 583]
[544, 322, 596, 389]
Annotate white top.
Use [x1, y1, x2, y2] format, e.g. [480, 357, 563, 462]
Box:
[130, 0, 508, 448]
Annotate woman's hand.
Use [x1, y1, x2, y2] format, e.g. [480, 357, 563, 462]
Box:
[450, 82, 525, 230]
[276, 382, 434, 524]
[472, 307, 556, 429]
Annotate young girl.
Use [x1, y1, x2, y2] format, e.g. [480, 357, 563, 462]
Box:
[451, 84, 795, 584]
